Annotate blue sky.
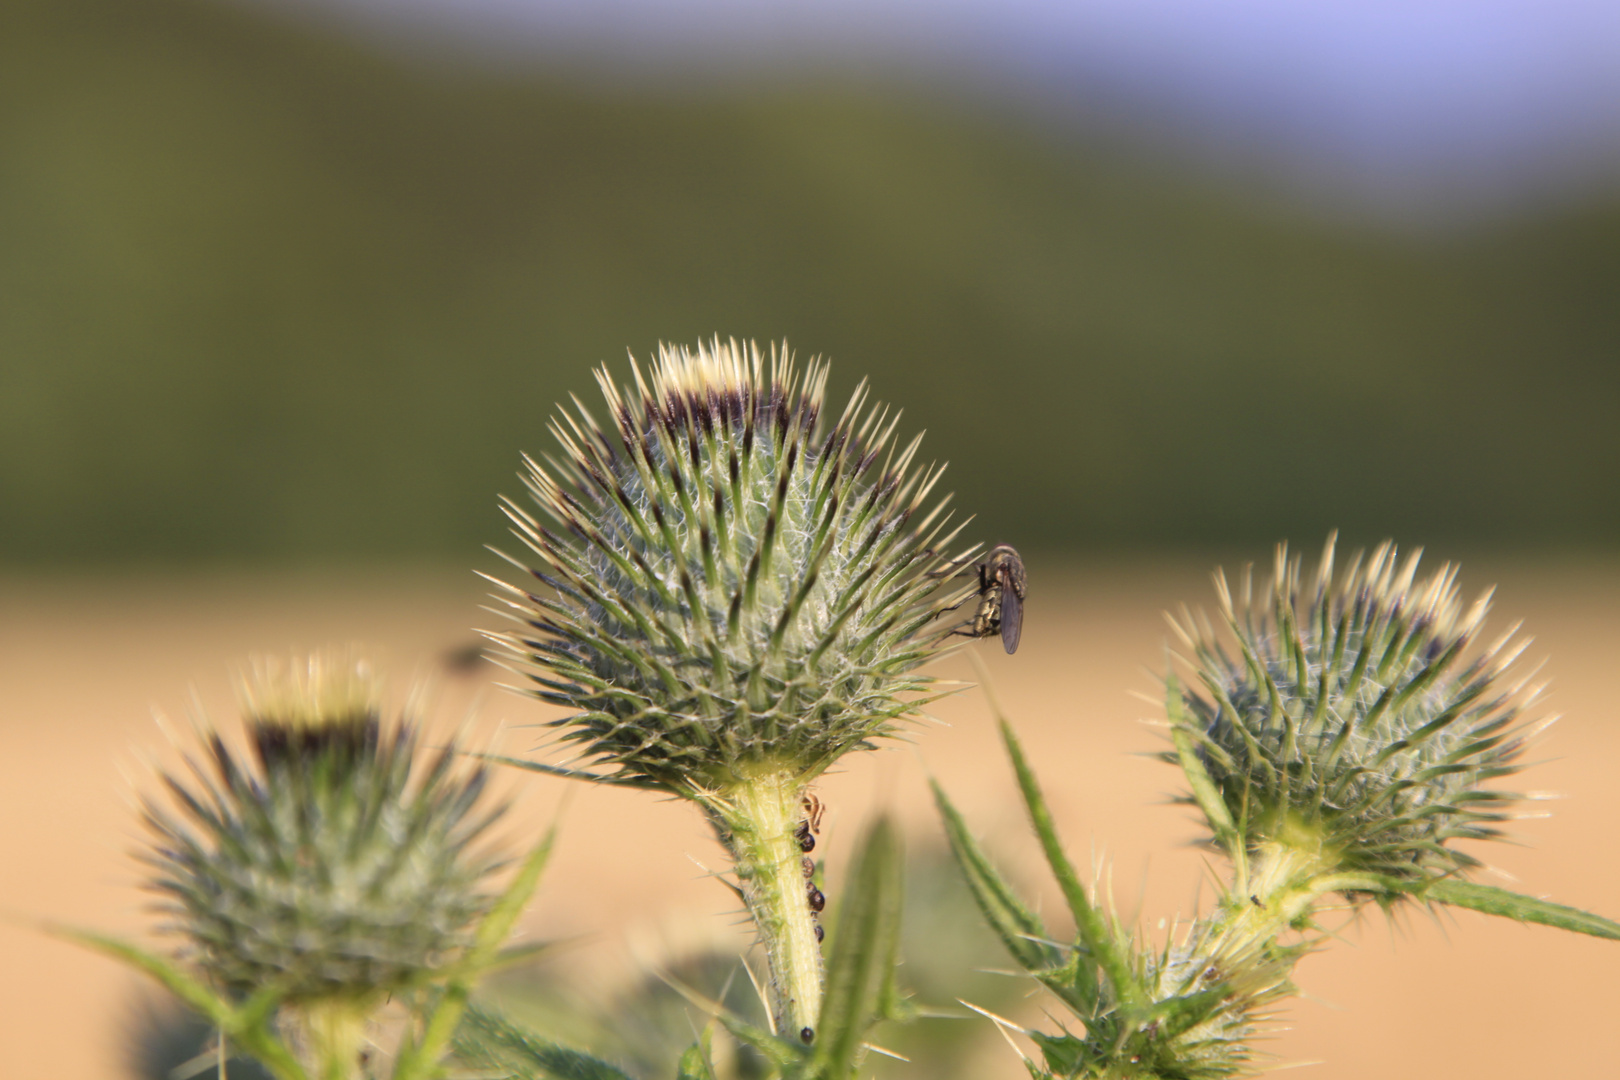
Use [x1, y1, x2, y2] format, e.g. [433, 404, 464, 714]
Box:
[272, 0, 1620, 212]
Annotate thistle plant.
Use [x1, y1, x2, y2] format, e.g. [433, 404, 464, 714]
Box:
[486, 339, 974, 1045]
[50, 346, 1620, 1080]
[58, 652, 556, 1080]
[937, 537, 1620, 1079]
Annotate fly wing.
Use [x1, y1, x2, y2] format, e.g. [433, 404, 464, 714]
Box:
[998, 569, 1023, 653]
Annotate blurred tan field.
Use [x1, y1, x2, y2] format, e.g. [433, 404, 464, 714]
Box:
[2, 558, 1618, 1080]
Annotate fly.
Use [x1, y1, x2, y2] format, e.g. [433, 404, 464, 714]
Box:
[971, 544, 1027, 654]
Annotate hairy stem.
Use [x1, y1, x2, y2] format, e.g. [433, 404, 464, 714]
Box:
[1216, 842, 1330, 941]
[1195, 839, 1357, 992]
[296, 999, 371, 1080]
[709, 769, 824, 1039]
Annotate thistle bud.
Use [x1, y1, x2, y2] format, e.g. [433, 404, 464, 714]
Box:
[488, 339, 973, 1036]
[1169, 537, 1542, 888]
[489, 338, 970, 793]
[142, 652, 504, 1006]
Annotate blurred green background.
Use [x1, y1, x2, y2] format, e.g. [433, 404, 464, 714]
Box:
[4, 0, 1619, 565]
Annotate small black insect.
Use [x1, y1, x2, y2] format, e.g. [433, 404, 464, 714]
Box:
[971, 544, 1027, 654]
[800, 1027, 815, 1044]
[807, 885, 825, 913]
[814, 923, 824, 943]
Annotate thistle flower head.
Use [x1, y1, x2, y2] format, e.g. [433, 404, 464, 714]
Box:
[1169, 537, 1543, 886]
[489, 339, 973, 796]
[143, 652, 504, 1003]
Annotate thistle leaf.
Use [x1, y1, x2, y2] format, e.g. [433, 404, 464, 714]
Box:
[50, 926, 235, 1027]
[1146, 984, 1234, 1042]
[676, 1037, 719, 1080]
[46, 926, 307, 1080]
[713, 1015, 804, 1072]
[932, 778, 1064, 975]
[1028, 1031, 1087, 1077]
[470, 824, 560, 964]
[481, 939, 557, 975]
[1426, 880, 1620, 940]
[999, 720, 1145, 1016]
[450, 1004, 638, 1080]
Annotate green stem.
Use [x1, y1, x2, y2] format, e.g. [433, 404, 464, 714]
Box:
[709, 769, 824, 1038]
[1199, 840, 1355, 976]
[297, 1000, 371, 1080]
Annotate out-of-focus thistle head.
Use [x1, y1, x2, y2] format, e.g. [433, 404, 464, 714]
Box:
[1168, 536, 1546, 886]
[488, 339, 974, 796]
[142, 652, 505, 1003]
[1046, 917, 1297, 1080]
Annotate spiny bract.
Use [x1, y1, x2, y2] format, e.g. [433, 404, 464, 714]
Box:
[1169, 537, 1544, 885]
[142, 654, 504, 1002]
[488, 339, 974, 794]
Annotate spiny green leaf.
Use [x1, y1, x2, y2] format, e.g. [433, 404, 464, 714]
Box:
[676, 1037, 719, 1080]
[1028, 1031, 1086, 1076]
[999, 720, 1145, 1016]
[714, 1015, 804, 1072]
[50, 926, 234, 1026]
[1426, 881, 1620, 940]
[45, 926, 307, 1080]
[808, 815, 906, 1080]
[932, 778, 1064, 974]
[450, 1004, 637, 1080]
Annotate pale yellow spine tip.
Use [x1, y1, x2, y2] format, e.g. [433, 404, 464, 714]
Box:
[238, 647, 382, 731]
